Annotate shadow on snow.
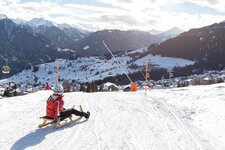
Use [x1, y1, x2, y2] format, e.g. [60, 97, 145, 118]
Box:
[11, 119, 88, 150]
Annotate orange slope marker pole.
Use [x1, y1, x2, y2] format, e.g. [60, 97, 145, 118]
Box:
[56, 59, 59, 85]
[145, 55, 149, 94]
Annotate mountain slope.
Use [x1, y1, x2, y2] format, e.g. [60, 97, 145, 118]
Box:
[149, 22, 225, 70]
[4, 48, 194, 85]
[43, 26, 73, 48]
[148, 29, 162, 35]
[18, 18, 89, 49]
[158, 27, 183, 41]
[0, 41, 27, 76]
[59, 24, 90, 42]
[0, 18, 59, 77]
[74, 29, 160, 56]
[1, 83, 225, 149]
[0, 18, 57, 59]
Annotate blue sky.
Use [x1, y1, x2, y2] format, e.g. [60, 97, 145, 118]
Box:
[0, 0, 225, 31]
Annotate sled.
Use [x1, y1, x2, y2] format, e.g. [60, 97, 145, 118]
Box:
[56, 116, 82, 128]
[38, 105, 83, 128]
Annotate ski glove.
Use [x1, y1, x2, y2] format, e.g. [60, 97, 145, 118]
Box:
[53, 116, 58, 123]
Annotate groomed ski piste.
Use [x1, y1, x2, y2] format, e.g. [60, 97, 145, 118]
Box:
[1, 83, 225, 150]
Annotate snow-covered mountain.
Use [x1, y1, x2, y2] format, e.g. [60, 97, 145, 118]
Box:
[26, 18, 57, 29]
[0, 14, 7, 19]
[158, 27, 183, 41]
[12, 18, 26, 25]
[148, 29, 162, 35]
[0, 17, 60, 77]
[1, 82, 225, 149]
[2, 13, 225, 81]
[58, 23, 89, 35]
[60, 25, 91, 42]
[0, 14, 162, 80]
[14, 17, 90, 48]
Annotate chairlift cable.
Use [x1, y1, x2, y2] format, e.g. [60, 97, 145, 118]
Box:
[137, 68, 146, 80]
[103, 41, 132, 83]
[2, 46, 33, 69]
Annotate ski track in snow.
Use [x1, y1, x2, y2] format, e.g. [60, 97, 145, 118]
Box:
[1, 84, 225, 150]
[139, 94, 173, 150]
[149, 88, 223, 150]
[152, 96, 203, 150]
[118, 94, 170, 149]
[146, 93, 217, 150]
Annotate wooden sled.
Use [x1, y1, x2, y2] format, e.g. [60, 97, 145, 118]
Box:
[38, 105, 83, 128]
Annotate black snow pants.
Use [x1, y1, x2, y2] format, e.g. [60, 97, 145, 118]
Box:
[59, 108, 87, 120]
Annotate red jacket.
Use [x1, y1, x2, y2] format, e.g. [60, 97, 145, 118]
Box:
[45, 83, 50, 90]
[46, 94, 64, 118]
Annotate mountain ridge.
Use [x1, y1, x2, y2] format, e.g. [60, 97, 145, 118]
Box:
[149, 21, 225, 70]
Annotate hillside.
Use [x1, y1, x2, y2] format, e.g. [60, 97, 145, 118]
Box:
[0, 15, 191, 80]
[157, 27, 183, 42]
[2, 48, 194, 85]
[1, 83, 225, 149]
[73, 30, 159, 56]
[0, 18, 60, 77]
[149, 21, 225, 70]
[2, 14, 225, 80]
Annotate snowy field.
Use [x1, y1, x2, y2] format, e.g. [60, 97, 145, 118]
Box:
[1, 83, 225, 150]
[1, 51, 195, 85]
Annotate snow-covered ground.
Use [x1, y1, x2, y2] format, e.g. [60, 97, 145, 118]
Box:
[135, 54, 194, 68]
[1, 83, 225, 150]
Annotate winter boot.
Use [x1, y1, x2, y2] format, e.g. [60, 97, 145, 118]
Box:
[84, 111, 90, 119]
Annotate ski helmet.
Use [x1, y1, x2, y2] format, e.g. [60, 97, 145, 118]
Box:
[53, 84, 64, 95]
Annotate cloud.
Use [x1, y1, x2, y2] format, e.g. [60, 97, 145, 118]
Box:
[6, 0, 20, 2]
[99, 14, 142, 25]
[97, 0, 167, 9]
[118, 0, 133, 3]
[185, 0, 225, 12]
[0, 0, 225, 32]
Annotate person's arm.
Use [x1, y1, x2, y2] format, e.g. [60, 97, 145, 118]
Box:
[54, 101, 60, 117]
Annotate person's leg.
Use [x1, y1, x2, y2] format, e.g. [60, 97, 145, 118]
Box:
[59, 108, 73, 120]
[59, 108, 90, 120]
[70, 108, 90, 119]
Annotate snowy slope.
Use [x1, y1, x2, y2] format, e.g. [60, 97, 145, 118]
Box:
[1, 83, 225, 149]
[1, 52, 195, 85]
[0, 14, 7, 20]
[158, 27, 183, 41]
[26, 18, 57, 28]
[134, 54, 194, 68]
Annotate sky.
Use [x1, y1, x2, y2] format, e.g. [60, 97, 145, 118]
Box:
[0, 0, 225, 31]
